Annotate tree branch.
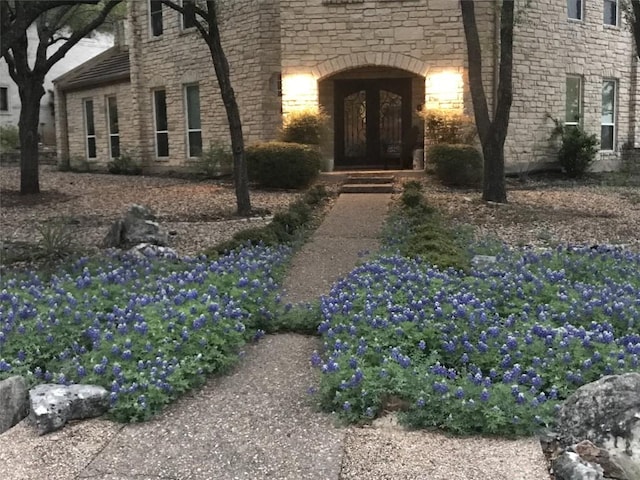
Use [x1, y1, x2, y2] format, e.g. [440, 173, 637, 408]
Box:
[159, 0, 208, 36]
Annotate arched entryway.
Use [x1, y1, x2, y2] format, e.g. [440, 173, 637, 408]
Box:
[319, 67, 425, 170]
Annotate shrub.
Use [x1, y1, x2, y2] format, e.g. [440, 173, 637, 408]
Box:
[108, 151, 143, 175]
[281, 109, 329, 145]
[0, 125, 19, 153]
[420, 109, 476, 145]
[401, 188, 423, 209]
[303, 184, 328, 206]
[247, 141, 321, 189]
[427, 144, 483, 186]
[551, 121, 598, 178]
[197, 143, 233, 179]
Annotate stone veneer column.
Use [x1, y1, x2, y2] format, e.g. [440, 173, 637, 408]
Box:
[126, 0, 147, 165]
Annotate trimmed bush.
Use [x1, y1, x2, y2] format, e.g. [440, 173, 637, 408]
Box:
[247, 141, 321, 189]
[197, 142, 233, 179]
[281, 109, 329, 145]
[108, 151, 143, 175]
[558, 126, 598, 178]
[427, 144, 482, 187]
[0, 125, 19, 153]
[420, 109, 476, 145]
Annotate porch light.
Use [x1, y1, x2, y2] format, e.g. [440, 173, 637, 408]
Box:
[282, 73, 318, 114]
[425, 71, 463, 111]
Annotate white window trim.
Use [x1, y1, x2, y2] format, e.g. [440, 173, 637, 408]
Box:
[0, 86, 9, 113]
[106, 96, 119, 159]
[601, 79, 617, 152]
[152, 89, 169, 159]
[180, 0, 197, 30]
[184, 84, 202, 158]
[568, 0, 584, 21]
[83, 98, 96, 159]
[149, 0, 163, 37]
[603, 0, 618, 26]
[565, 75, 583, 127]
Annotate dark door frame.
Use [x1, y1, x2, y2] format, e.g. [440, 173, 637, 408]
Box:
[334, 78, 412, 170]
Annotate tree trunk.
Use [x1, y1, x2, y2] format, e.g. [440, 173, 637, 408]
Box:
[481, 131, 507, 202]
[632, 1, 640, 58]
[18, 80, 45, 194]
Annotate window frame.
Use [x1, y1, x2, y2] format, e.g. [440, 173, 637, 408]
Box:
[153, 89, 169, 159]
[181, 0, 197, 30]
[567, 0, 583, 21]
[106, 96, 120, 159]
[184, 84, 202, 158]
[601, 79, 617, 152]
[603, 0, 618, 26]
[565, 76, 583, 127]
[149, 0, 163, 37]
[0, 86, 8, 112]
[83, 98, 97, 159]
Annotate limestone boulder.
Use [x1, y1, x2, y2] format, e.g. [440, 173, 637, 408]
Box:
[0, 376, 29, 434]
[103, 204, 168, 248]
[29, 384, 109, 435]
[553, 452, 604, 480]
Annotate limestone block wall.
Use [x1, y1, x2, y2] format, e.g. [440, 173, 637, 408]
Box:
[61, 82, 133, 165]
[508, 0, 637, 172]
[127, 0, 281, 168]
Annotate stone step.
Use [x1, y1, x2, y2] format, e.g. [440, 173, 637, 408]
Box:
[345, 175, 395, 185]
[340, 183, 394, 194]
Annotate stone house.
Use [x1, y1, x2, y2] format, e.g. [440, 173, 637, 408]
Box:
[54, 0, 638, 173]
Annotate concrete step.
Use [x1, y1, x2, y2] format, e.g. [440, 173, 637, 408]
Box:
[340, 183, 395, 194]
[345, 175, 395, 185]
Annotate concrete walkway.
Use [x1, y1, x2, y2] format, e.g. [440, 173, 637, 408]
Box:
[0, 192, 550, 479]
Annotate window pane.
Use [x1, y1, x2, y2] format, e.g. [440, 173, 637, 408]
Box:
[604, 0, 617, 25]
[157, 132, 169, 157]
[110, 136, 120, 158]
[601, 125, 614, 150]
[85, 100, 95, 135]
[186, 85, 201, 129]
[150, 0, 163, 36]
[602, 81, 615, 124]
[88, 137, 96, 158]
[0, 87, 7, 111]
[565, 77, 581, 124]
[188, 131, 202, 157]
[108, 97, 119, 134]
[183, 0, 197, 28]
[567, 0, 581, 19]
[154, 90, 167, 131]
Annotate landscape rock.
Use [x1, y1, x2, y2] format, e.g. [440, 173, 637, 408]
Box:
[555, 373, 640, 478]
[29, 384, 109, 435]
[471, 255, 497, 267]
[553, 452, 604, 480]
[103, 204, 168, 248]
[0, 376, 29, 434]
[128, 242, 178, 259]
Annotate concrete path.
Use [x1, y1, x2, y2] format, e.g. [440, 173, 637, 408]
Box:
[0, 191, 550, 479]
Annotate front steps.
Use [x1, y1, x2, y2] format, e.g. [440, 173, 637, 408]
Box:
[340, 174, 395, 193]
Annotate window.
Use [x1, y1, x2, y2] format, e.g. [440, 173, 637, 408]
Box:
[0, 87, 8, 112]
[565, 76, 582, 126]
[568, 0, 582, 20]
[153, 90, 169, 158]
[182, 0, 197, 29]
[604, 0, 617, 26]
[184, 84, 202, 157]
[107, 97, 120, 159]
[84, 99, 97, 159]
[601, 80, 616, 151]
[149, 0, 163, 36]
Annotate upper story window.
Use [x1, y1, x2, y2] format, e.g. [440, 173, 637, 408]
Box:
[182, 0, 197, 29]
[154, 89, 169, 158]
[567, 0, 583, 20]
[0, 87, 8, 112]
[604, 0, 618, 26]
[150, 0, 163, 37]
[601, 80, 617, 151]
[565, 76, 582, 127]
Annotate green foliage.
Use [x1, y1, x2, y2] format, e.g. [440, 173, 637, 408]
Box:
[427, 144, 483, 187]
[108, 151, 143, 175]
[401, 188, 423, 209]
[302, 184, 329, 206]
[246, 141, 321, 189]
[250, 302, 322, 335]
[550, 119, 599, 178]
[420, 109, 476, 145]
[34, 219, 77, 263]
[281, 109, 329, 145]
[0, 125, 19, 153]
[196, 142, 233, 179]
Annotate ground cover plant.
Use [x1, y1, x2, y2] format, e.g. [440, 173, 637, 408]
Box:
[314, 186, 640, 437]
[0, 245, 291, 422]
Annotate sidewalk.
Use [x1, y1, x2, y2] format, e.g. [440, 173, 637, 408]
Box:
[0, 192, 550, 480]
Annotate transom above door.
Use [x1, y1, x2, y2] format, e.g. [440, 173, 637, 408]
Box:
[334, 78, 412, 170]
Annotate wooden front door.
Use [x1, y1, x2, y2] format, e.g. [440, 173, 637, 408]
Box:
[334, 78, 412, 169]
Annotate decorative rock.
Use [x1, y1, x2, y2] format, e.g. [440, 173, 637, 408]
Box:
[471, 255, 497, 267]
[553, 452, 604, 480]
[103, 204, 168, 248]
[129, 242, 178, 259]
[0, 376, 29, 434]
[574, 440, 640, 480]
[29, 384, 109, 435]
